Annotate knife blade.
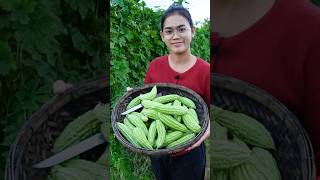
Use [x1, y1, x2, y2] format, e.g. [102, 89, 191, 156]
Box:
[120, 93, 163, 116]
[121, 104, 143, 115]
[33, 133, 106, 168]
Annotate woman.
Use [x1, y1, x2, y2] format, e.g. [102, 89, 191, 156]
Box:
[143, 4, 210, 180]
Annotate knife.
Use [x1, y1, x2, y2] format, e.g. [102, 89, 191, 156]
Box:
[33, 133, 106, 168]
[121, 104, 143, 115]
[120, 93, 163, 116]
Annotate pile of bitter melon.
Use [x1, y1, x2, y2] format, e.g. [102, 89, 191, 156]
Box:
[117, 85, 203, 150]
[46, 103, 109, 180]
[211, 105, 282, 180]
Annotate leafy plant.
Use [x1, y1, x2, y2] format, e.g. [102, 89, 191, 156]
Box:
[0, 0, 107, 177]
[312, 0, 320, 6]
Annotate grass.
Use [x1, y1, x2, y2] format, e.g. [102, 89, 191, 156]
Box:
[109, 130, 155, 180]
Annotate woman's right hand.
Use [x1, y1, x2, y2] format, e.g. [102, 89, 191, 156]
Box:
[126, 87, 133, 92]
[53, 80, 73, 95]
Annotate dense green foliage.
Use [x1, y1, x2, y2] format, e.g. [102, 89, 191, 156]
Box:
[312, 0, 320, 6]
[109, 0, 209, 179]
[110, 0, 210, 106]
[0, 0, 106, 177]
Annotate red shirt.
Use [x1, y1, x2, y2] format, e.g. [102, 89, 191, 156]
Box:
[212, 0, 320, 173]
[144, 55, 210, 108]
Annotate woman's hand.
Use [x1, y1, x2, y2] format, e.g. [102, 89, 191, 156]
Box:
[126, 87, 133, 92]
[53, 80, 73, 95]
[186, 120, 210, 151]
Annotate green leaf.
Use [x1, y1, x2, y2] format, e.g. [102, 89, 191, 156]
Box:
[64, 0, 95, 19]
[111, 0, 125, 7]
[0, 14, 11, 30]
[69, 26, 95, 55]
[13, 4, 66, 56]
[78, 0, 95, 19]
[1, 0, 37, 24]
[312, 0, 320, 6]
[0, 41, 16, 75]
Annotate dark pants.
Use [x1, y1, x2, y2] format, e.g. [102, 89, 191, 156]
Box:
[150, 143, 206, 180]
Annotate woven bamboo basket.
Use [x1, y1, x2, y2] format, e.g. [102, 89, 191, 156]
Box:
[111, 83, 209, 156]
[212, 73, 315, 180]
[5, 75, 109, 180]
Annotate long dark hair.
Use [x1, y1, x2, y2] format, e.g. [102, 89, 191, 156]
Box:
[160, 4, 194, 31]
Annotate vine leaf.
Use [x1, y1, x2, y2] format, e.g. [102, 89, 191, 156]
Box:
[0, 41, 16, 76]
[0, 0, 37, 24]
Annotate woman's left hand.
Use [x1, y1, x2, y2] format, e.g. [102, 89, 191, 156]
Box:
[186, 120, 210, 151]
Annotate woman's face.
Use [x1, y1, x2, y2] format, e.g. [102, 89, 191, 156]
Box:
[161, 14, 195, 55]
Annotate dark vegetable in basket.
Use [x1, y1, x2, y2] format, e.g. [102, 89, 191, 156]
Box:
[53, 110, 101, 153]
[215, 106, 275, 149]
[61, 159, 108, 179]
[230, 151, 280, 180]
[211, 139, 251, 169]
[211, 106, 281, 180]
[212, 169, 229, 180]
[53, 103, 108, 153]
[93, 103, 109, 122]
[210, 74, 315, 179]
[252, 147, 281, 180]
[212, 120, 228, 140]
[6, 75, 110, 180]
[50, 166, 93, 180]
[46, 102, 110, 180]
[48, 158, 108, 180]
[100, 122, 108, 138]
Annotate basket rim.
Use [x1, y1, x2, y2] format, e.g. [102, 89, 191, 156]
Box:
[212, 73, 316, 179]
[111, 83, 209, 156]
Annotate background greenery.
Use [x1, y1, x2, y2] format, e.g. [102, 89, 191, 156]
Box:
[313, 0, 320, 6]
[0, 0, 107, 178]
[109, 0, 210, 179]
